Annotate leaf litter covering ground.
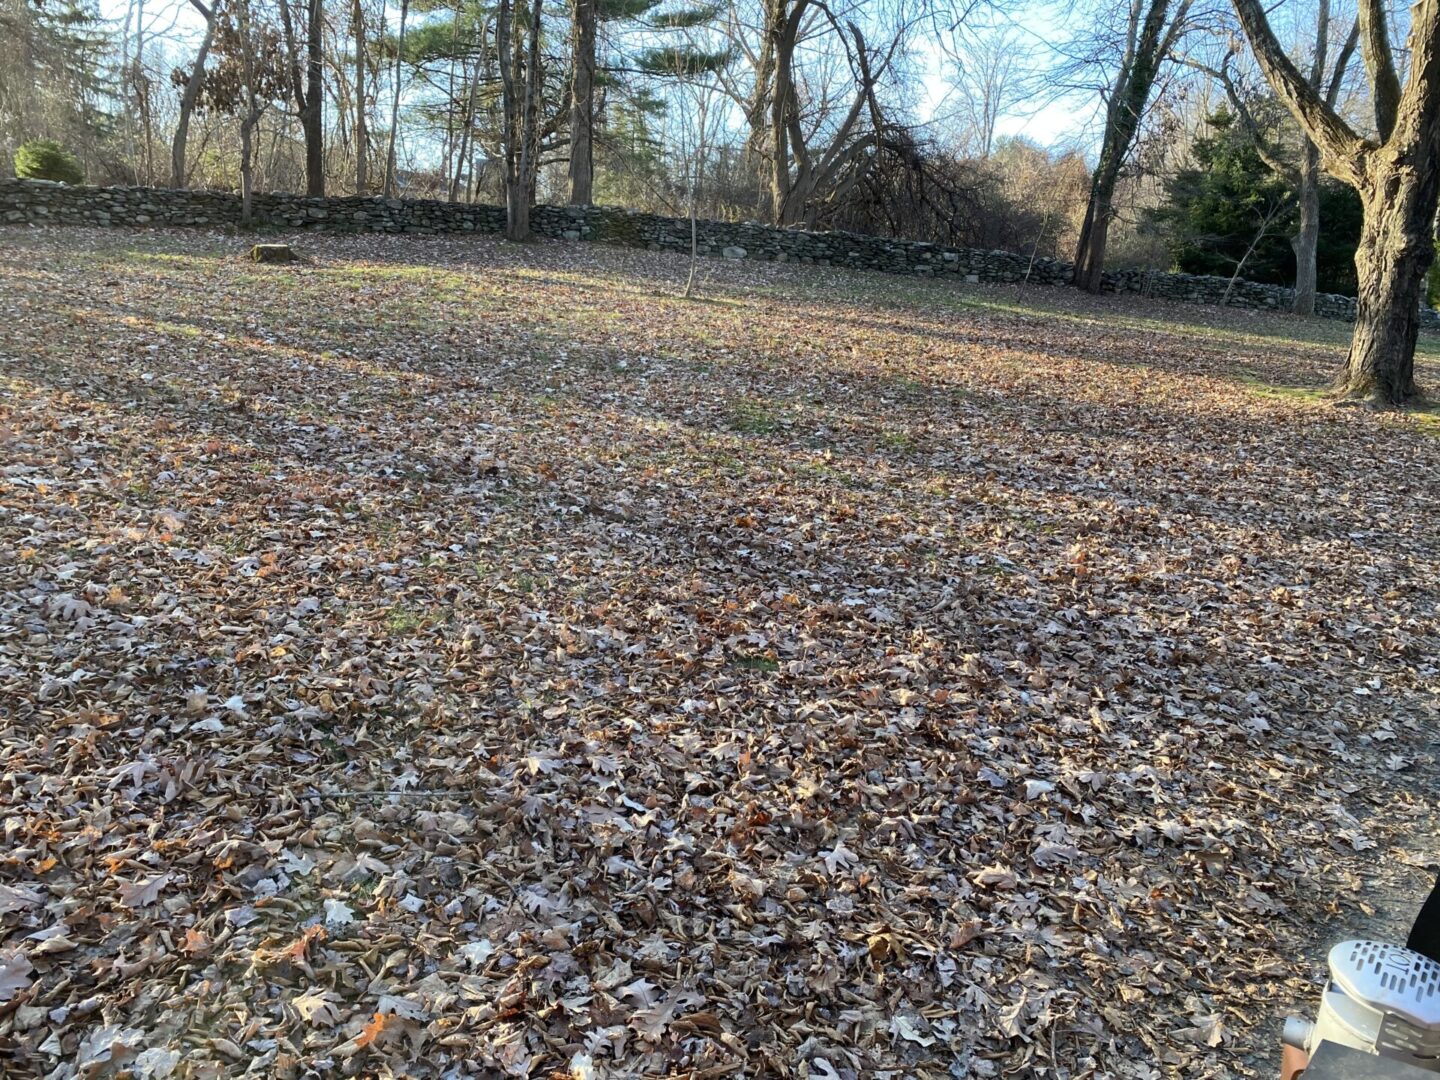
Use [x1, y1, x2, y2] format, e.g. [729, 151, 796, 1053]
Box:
[0, 227, 1437, 1080]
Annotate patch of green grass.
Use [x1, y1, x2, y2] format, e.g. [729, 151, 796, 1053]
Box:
[729, 400, 779, 435]
[732, 653, 780, 672]
[878, 429, 915, 453]
[384, 604, 434, 635]
[1388, 402, 1440, 438]
[794, 459, 857, 487]
[1238, 374, 1329, 405]
[694, 448, 747, 479]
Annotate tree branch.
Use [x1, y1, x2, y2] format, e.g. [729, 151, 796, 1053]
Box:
[1326, 19, 1360, 107]
[1229, 0, 1365, 185]
[1356, 0, 1401, 139]
[1177, 53, 1298, 184]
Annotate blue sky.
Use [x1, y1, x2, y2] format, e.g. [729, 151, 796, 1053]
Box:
[107, 0, 1099, 157]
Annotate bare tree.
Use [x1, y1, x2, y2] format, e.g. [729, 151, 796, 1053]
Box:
[567, 0, 596, 204]
[199, 0, 293, 220]
[170, 0, 218, 188]
[382, 0, 409, 196]
[1182, 6, 1359, 314]
[1231, 0, 1440, 404]
[937, 23, 1032, 159]
[352, 0, 368, 192]
[1071, 0, 1192, 293]
[498, 0, 543, 239]
[731, 0, 908, 227]
[652, 23, 730, 296]
[277, 0, 325, 194]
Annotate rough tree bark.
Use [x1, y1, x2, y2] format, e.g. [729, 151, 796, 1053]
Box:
[237, 1, 264, 223]
[383, 0, 409, 196]
[1293, 0, 1358, 314]
[1290, 141, 1321, 313]
[171, 0, 216, 187]
[1231, 0, 1440, 405]
[304, 0, 323, 194]
[1072, 0, 1191, 293]
[498, 0, 542, 239]
[277, 0, 325, 195]
[567, 0, 595, 204]
[352, 0, 367, 193]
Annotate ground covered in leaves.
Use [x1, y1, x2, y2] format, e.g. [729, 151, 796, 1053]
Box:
[1, 226, 1437, 1079]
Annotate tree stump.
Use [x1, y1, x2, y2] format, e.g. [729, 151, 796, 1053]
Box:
[250, 244, 296, 263]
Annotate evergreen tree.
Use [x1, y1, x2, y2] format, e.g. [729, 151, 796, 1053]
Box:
[1149, 108, 1362, 295]
[1149, 109, 1295, 284]
[0, 0, 116, 176]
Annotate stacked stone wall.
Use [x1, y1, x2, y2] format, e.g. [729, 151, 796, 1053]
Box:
[3, 178, 1429, 328]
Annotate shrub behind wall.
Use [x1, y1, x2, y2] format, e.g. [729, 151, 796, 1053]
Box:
[14, 140, 84, 185]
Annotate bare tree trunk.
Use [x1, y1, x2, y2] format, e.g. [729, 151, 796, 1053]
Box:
[518, 0, 541, 228]
[499, 0, 541, 240]
[450, 56, 480, 202]
[684, 92, 710, 300]
[1291, 143, 1321, 314]
[768, 1, 797, 225]
[383, 0, 408, 196]
[352, 0, 368, 193]
[567, 0, 595, 204]
[237, 0, 262, 223]
[1073, 157, 1120, 293]
[241, 114, 256, 222]
[304, 0, 325, 194]
[1229, 0, 1440, 408]
[171, 7, 216, 188]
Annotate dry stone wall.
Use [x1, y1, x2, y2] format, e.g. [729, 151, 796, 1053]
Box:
[4, 178, 1433, 329]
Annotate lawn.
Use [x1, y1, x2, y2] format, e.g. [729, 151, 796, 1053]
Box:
[1, 226, 1437, 1079]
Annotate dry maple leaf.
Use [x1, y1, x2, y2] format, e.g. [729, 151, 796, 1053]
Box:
[354, 1010, 401, 1049]
[117, 872, 172, 908]
[969, 864, 1018, 890]
[292, 988, 342, 1027]
[284, 924, 326, 961]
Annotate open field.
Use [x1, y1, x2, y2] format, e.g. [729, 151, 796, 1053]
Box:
[1, 226, 1437, 1078]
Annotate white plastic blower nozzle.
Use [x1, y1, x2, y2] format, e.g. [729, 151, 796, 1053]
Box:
[1305, 940, 1440, 1070]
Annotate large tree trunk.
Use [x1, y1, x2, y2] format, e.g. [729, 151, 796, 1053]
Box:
[567, 0, 595, 204]
[1228, 0, 1440, 410]
[171, 10, 216, 187]
[1072, 160, 1119, 293]
[499, 0, 541, 240]
[768, 2, 795, 225]
[352, 0, 367, 193]
[518, 0, 541, 228]
[1339, 170, 1439, 404]
[1291, 141, 1321, 315]
[304, 0, 325, 195]
[506, 174, 530, 239]
[383, 0, 408, 196]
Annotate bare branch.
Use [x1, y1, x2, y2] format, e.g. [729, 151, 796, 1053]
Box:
[1326, 19, 1359, 107]
[1356, 0, 1400, 139]
[1228, 0, 1364, 184]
